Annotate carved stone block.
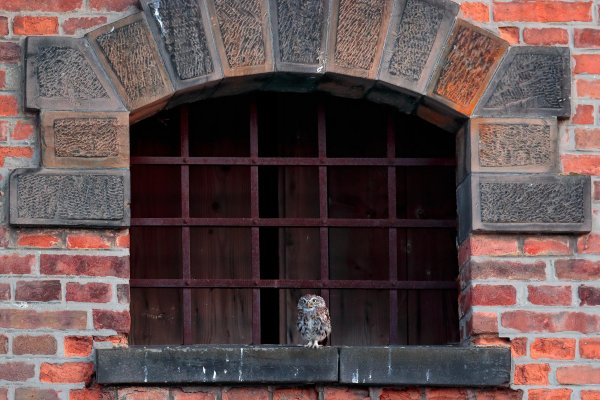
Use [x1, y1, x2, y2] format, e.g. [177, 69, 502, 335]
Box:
[379, 0, 458, 94]
[207, 0, 274, 77]
[328, 0, 392, 79]
[476, 46, 571, 118]
[140, 0, 223, 96]
[429, 20, 508, 115]
[10, 169, 130, 227]
[467, 118, 558, 173]
[25, 37, 124, 112]
[270, 0, 328, 75]
[41, 112, 129, 168]
[365, 82, 421, 114]
[87, 12, 174, 115]
[458, 174, 591, 240]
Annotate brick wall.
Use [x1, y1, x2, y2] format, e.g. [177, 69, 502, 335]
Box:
[0, 1, 599, 400]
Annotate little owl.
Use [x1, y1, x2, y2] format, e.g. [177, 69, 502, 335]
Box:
[296, 294, 331, 348]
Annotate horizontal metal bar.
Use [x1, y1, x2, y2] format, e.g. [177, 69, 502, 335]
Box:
[130, 279, 458, 290]
[131, 217, 457, 228]
[131, 156, 456, 167]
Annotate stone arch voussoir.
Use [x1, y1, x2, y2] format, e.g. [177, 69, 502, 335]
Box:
[12, 0, 590, 239]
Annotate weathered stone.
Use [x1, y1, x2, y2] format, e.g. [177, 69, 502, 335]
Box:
[41, 111, 129, 168]
[430, 20, 508, 115]
[271, 0, 326, 73]
[25, 36, 124, 112]
[467, 118, 558, 173]
[379, 0, 458, 94]
[97, 346, 338, 384]
[476, 46, 570, 118]
[88, 12, 173, 114]
[458, 174, 591, 239]
[10, 169, 130, 227]
[339, 346, 510, 386]
[365, 82, 421, 114]
[328, 0, 392, 79]
[141, 0, 222, 95]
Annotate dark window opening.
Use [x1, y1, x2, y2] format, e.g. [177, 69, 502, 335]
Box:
[130, 93, 459, 346]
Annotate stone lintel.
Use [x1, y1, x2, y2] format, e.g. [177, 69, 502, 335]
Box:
[10, 168, 130, 228]
[25, 36, 125, 112]
[41, 111, 129, 168]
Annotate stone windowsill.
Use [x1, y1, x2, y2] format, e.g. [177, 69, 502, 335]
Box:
[96, 345, 510, 387]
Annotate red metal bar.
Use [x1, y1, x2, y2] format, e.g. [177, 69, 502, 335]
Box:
[387, 112, 399, 345]
[180, 105, 193, 345]
[318, 103, 329, 307]
[130, 279, 458, 290]
[131, 156, 456, 167]
[250, 100, 261, 344]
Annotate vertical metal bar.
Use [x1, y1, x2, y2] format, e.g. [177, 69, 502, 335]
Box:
[250, 100, 261, 343]
[317, 103, 330, 310]
[180, 105, 192, 345]
[387, 112, 399, 345]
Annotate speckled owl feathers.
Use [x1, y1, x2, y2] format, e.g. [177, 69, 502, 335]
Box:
[296, 294, 331, 348]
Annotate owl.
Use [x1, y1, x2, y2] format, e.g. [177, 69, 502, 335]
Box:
[296, 294, 331, 348]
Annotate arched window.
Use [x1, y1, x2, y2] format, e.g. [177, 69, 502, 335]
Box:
[129, 93, 459, 346]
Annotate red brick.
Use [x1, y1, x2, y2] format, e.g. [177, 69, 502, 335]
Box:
[0, 146, 33, 166]
[62, 16, 107, 35]
[593, 181, 600, 200]
[172, 388, 217, 400]
[557, 365, 600, 384]
[576, 29, 600, 48]
[116, 231, 130, 248]
[67, 282, 111, 303]
[460, 2, 489, 22]
[117, 284, 129, 304]
[12, 120, 34, 141]
[0, 227, 8, 248]
[41, 254, 129, 278]
[470, 235, 519, 256]
[498, 27, 520, 45]
[117, 388, 169, 400]
[0, 120, 8, 141]
[513, 363, 550, 385]
[222, 388, 269, 400]
[0, 0, 82, 11]
[0, 335, 7, 354]
[472, 285, 516, 306]
[0, 388, 5, 400]
[40, 362, 93, 384]
[323, 387, 368, 400]
[573, 104, 595, 125]
[528, 285, 571, 306]
[13, 16, 58, 35]
[15, 388, 60, 400]
[67, 233, 110, 249]
[475, 389, 522, 400]
[468, 312, 498, 335]
[523, 28, 568, 45]
[64, 336, 93, 357]
[89, 0, 139, 11]
[93, 310, 130, 333]
[0, 362, 35, 381]
[0, 94, 18, 116]
[577, 80, 600, 99]
[502, 311, 600, 333]
[530, 338, 575, 360]
[493, 1, 592, 22]
[93, 334, 127, 346]
[579, 285, 600, 306]
[576, 54, 600, 75]
[0, 17, 8, 36]
[523, 237, 570, 256]
[425, 388, 468, 400]
[0, 284, 9, 301]
[17, 232, 61, 248]
[273, 388, 318, 400]
[473, 336, 510, 348]
[511, 337, 527, 358]
[577, 233, 600, 254]
[380, 388, 421, 400]
[528, 389, 572, 400]
[0, 42, 21, 63]
[582, 391, 600, 400]
[0, 309, 87, 330]
[69, 388, 114, 400]
[556, 259, 600, 279]
[0, 69, 5, 90]
[581, 338, 600, 359]
[467, 260, 546, 280]
[15, 280, 61, 302]
[13, 335, 57, 355]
